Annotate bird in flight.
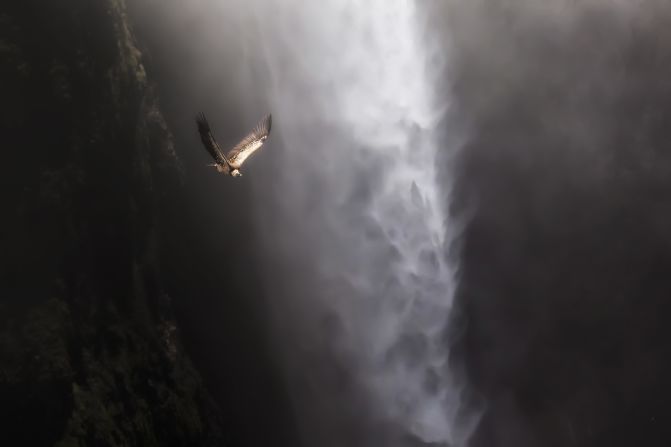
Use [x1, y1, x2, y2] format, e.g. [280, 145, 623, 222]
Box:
[196, 112, 272, 177]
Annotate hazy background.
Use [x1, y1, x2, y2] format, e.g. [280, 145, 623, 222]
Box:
[128, 0, 671, 446]
[441, 1, 671, 446]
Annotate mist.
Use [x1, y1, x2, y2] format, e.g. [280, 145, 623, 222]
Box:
[131, 0, 476, 446]
[126, 0, 671, 446]
[246, 1, 477, 446]
[438, 1, 671, 446]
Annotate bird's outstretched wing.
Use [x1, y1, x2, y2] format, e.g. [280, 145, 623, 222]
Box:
[196, 113, 228, 165]
[227, 114, 272, 168]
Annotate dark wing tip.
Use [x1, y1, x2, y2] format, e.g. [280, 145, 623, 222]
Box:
[196, 112, 209, 132]
[256, 113, 271, 137]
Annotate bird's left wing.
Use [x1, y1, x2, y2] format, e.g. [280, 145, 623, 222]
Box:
[196, 113, 228, 165]
[227, 114, 272, 168]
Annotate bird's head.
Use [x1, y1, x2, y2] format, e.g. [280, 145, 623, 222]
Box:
[231, 169, 242, 177]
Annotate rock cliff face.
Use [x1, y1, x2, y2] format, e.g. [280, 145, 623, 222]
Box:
[0, 1, 226, 445]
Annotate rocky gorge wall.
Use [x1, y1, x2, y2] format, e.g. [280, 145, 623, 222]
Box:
[0, 1, 227, 445]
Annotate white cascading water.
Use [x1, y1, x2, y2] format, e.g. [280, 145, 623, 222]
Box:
[230, 0, 477, 445]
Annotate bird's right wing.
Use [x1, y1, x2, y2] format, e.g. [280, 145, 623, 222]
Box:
[196, 113, 228, 165]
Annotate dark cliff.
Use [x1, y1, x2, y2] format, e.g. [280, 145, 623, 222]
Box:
[0, 1, 227, 445]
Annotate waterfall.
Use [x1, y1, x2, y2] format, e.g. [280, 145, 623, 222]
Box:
[227, 0, 477, 445]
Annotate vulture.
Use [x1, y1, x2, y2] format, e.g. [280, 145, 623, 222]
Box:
[196, 112, 272, 177]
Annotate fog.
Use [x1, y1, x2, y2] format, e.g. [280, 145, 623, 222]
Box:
[438, 1, 671, 446]
[244, 1, 475, 446]
[130, 0, 671, 446]
[132, 0, 476, 446]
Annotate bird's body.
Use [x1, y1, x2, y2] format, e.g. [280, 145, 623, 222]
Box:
[196, 112, 272, 177]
